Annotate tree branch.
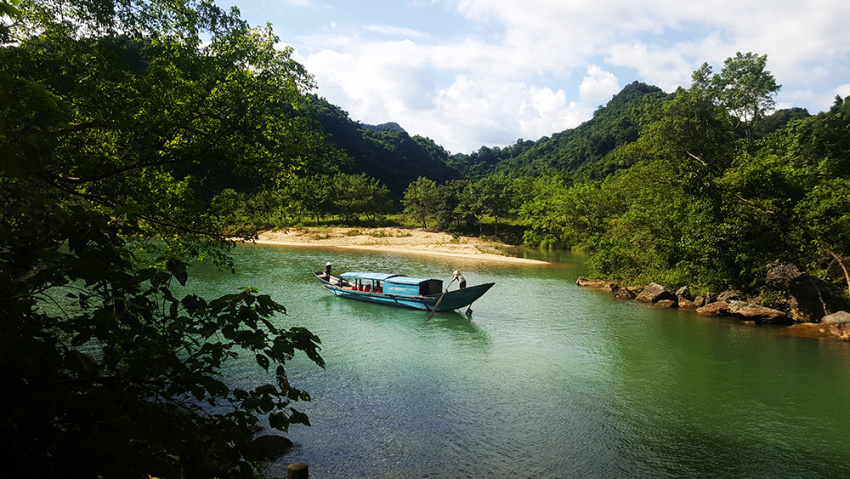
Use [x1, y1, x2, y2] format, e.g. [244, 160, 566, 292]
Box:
[42, 157, 184, 184]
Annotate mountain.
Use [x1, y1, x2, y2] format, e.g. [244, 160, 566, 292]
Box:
[362, 122, 404, 132]
[303, 84, 809, 193]
[304, 95, 462, 197]
[753, 107, 811, 138]
[447, 81, 668, 179]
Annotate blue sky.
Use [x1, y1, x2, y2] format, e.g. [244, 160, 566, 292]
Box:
[226, 0, 850, 154]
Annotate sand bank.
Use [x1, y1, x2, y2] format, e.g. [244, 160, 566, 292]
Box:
[251, 227, 547, 264]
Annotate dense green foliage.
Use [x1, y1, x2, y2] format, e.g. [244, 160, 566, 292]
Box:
[1, 0, 333, 476]
[390, 53, 845, 297]
[692, 52, 781, 146]
[212, 172, 392, 231]
[337, 55, 846, 297]
[448, 82, 668, 179]
[402, 176, 440, 228]
[514, 57, 849, 296]
[141, 42, 839, 299]
[304, 95, 462, 198]
[398, 174, 528, 239]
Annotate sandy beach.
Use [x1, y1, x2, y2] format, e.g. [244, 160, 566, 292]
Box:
[252, 226, 547, 264]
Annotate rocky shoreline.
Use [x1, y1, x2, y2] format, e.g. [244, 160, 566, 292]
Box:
[576, 262, 850, 341]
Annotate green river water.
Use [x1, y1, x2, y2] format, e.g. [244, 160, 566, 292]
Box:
[189, 244, 850, 478]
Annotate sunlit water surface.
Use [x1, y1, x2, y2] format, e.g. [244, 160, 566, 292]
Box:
[187, 245, 850, 478]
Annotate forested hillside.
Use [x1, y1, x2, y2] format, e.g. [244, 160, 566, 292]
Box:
[389, 53, 849, 305]
[445, 81, 809, 181]
[281, 60, 847, 303]
[304, 95, 461, 197]
[447, 82, 666, 179]
[515, 53, 849, 298]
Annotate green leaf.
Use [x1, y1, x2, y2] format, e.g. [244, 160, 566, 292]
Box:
[68, 350, 99, 376]
[255, 384, 277, 396]
[288, 408, 311, 427]
[208, 379, 230, 399]
[166, 259, 188, 286]
[255, 353, 270, 371]
[269, 411, 288, 430]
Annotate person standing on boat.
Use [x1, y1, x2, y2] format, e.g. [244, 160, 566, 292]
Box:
[325, 262, 332, 279]
[453, 270, 466, 289]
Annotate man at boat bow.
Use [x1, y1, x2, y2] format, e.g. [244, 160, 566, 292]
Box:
[453, 270, 466, 289]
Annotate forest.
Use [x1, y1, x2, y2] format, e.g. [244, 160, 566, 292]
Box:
[239, 61, 850, 298]
[2, 0, 849, 476]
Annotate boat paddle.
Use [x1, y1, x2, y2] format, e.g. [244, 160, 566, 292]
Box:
[427, 276, 457, 321]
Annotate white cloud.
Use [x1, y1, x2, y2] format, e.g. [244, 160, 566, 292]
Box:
[300, 30, 593, 152]
[364, 25, 429, 38]
[425, 77, 589, 152]
[606, 44, 692, 92]
[579, 66, 620, 105]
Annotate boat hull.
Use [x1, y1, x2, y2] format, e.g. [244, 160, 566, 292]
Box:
[314, 273, 494, 312]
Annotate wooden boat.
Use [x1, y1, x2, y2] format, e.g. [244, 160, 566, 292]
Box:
[313, 270, 494, 313]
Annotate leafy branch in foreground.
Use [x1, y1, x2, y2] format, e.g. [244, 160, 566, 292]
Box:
[1, 0, 332, 476]
[0, 188, 324, 478]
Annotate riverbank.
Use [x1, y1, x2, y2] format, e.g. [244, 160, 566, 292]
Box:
[252, 227, 547, 264]
[576, 276, 850, 341]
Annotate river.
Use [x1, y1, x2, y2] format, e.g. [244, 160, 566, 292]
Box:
[188, 244, 850, 478]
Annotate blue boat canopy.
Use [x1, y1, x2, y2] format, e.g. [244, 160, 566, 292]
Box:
[384, 275, 434, 285]
[338, 272, 443, 296]
[385, 276, 443, 296]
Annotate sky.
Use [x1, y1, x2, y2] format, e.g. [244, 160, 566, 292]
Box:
[226, 0, 850, 154]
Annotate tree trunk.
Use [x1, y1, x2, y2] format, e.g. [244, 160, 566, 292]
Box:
[818, 238, 850, 295]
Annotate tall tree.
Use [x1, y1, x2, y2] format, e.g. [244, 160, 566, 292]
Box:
[402, 176, 440, 228]
[436, 179, 473, 231]
[329, 173, 390, 223]
[693, 52, 781, 146]
[1, 0, 331, 476]
[474, 174, 516, 238]
[638, 87, 733, 174]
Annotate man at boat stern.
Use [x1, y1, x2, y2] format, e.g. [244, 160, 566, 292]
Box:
[325, 262, 332, 278]
[453, 270, 466, 289]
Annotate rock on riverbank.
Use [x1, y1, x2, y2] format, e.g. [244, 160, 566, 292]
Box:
[576, 265, 850, 341]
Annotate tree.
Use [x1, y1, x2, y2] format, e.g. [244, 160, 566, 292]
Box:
[638, 87, 733, 174]
[518, 173, 574, 247]
[585, 161, 718, 287]
[296, 175, 335, 223]
[359, 175, 392, 222]
[1, 190, 325, 477]
[329, 173, 390, 223]
[1, 0, 330, 475]
[693, 52, 781, 146]
[436, 179, 473, 231]
[782, 95, 850, 176]
[402, 176, 440, 228]
[474, 174, 516, 237]
[795, 177, 850, 293]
